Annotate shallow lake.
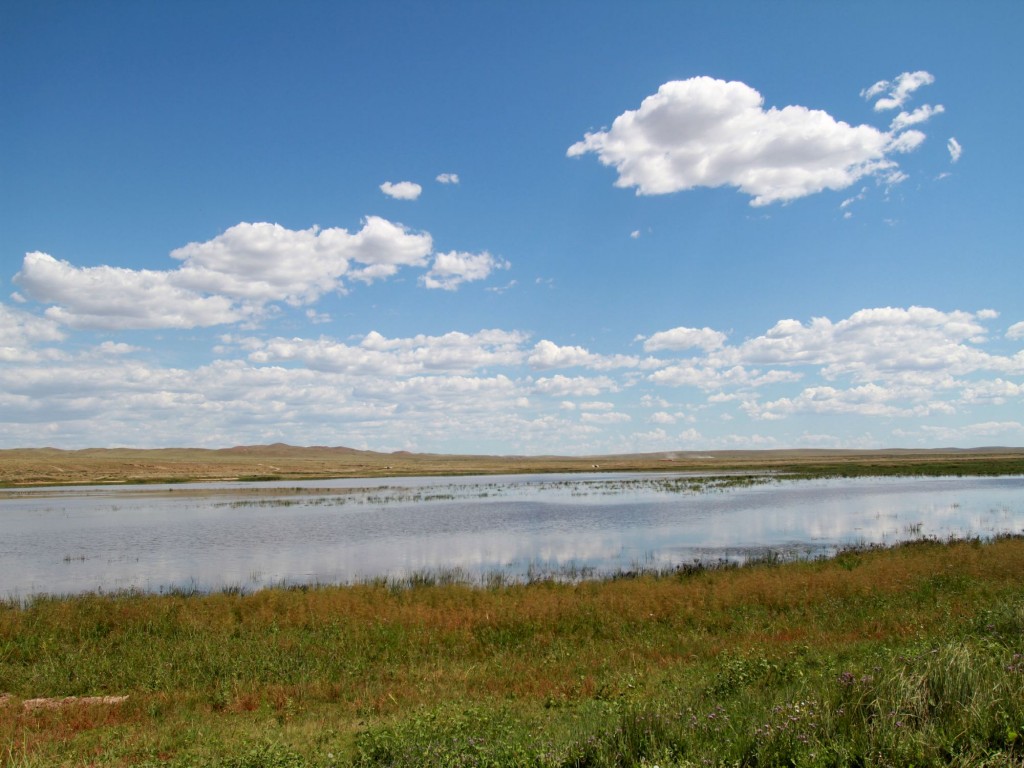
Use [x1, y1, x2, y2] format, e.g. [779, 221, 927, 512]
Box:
[1, 472, 1022, 598]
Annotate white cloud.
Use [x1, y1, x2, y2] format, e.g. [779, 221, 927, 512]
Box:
[840, 188, 867, 209]
[0, 301, 67, 362]
[1007, 321, 1024, 340]
[435, 173, 460, 184]
[886, 129, 926, 154]
[734, 307, 1016, 380]
[639, 394, 669, 408]
[860, 80, 890, 101]
[2, 292, 1019, 451]
[961, 421, 1023, 436]
[641, 307, 1024, 430]
[249, 329, 528, 375]
[380, 181, 423, 200]
[642, 325, 727, 352]
[15, 252, 245, 330]
[568, 76, 919, 206]
[948, 137, 963, 163]
[911, 421, 1024, 443]
[649, 362, 801, 391]
[531, 374, 618, 397]
[420, 251, 510, 291]
[93, 341, 138, 356]
[890, 104, 944, 132]
[630, 230, 641, 239]
[958, 378, 1023, 404]
[14, 218, 444, 330]
[174, 218, 432, 297]
[742, 381, 963, 421]
[528, 340, 645, 371]
[862, 71, 935, 111]
[529, 340, 596, 369]
[0, 301, 65, 346]
[580, 411, 631, 425]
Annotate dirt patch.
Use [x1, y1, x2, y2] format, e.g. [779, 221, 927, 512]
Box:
[20, 695, 129, 711]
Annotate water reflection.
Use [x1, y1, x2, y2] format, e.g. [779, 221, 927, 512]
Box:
[1, 473, 1021, 597]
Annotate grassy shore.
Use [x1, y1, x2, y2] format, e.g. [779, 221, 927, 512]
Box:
[2, 536, 1024, 766]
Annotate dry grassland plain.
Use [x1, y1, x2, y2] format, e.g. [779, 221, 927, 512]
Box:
[2, 445, 1023, 487]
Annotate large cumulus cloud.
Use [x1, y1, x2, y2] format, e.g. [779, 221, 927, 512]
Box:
[568, 75, 939, 206]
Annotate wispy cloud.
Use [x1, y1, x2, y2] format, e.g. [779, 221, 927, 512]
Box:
[948, 137, 963, 163]
[861, 71, 935, 111]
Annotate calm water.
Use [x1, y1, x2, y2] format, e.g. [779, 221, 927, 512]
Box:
[1, 472, 1022, 597]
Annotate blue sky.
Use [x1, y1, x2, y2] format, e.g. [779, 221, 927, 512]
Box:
[2, 1, 1023, 452]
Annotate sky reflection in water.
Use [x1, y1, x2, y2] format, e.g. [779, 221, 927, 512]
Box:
[1, 473, 1022, 597]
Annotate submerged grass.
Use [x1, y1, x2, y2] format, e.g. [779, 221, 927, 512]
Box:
[2, 537, 1024, 766]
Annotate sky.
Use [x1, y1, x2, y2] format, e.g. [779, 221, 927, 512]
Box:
[2, 0, 1023, 454]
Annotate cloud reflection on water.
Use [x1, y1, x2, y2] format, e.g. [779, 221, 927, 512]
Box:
[1, 474, 1022, 597]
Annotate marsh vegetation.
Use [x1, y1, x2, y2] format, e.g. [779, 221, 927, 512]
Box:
[2, 536, 1024, 766]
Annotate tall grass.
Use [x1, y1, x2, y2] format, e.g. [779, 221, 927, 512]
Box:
[2, 537, 1023, 766]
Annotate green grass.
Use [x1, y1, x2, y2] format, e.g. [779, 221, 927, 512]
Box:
[2, 537, 1024, 766]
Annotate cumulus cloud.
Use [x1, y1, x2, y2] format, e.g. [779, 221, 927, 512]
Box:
[948, 137, 963, 163]
[248, 329, 528, 375]
[15, 252, 245, 330]
[567, 76, 927, 206]
[2, 302, 1021, 451]
[380, 181, 423, 200]
[435, 173, 460, 184]
[0, 301, 65, 346]
[528, 340, 646, 371]
[641, 325, 727, 352]
[173, 218, 433, 298]
[420, 251, 510, 291]
[741, 383, 944, 421]
[733, 307, 1014, 380]
[1007, 321, 1024, 340]
[958, 378, 1023, 404]
[642, 306, 1024, 429]
[531, 374, 618, 397]
[649, 362, 801, 390]
[0, 301, 67, 361]
[649, 411, 678, 425]
[580, 410, 631, 425]
[13, 217, 493, 329]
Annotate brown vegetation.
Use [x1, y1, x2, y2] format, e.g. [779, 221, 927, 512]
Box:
[2, 444, 1022, 487]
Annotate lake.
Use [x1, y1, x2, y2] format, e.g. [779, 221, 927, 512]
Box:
[1, 472, 1022, 598]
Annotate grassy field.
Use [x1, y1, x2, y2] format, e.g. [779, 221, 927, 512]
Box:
[2, 444, 1024, 487]
[2, 536, 1024, 766]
